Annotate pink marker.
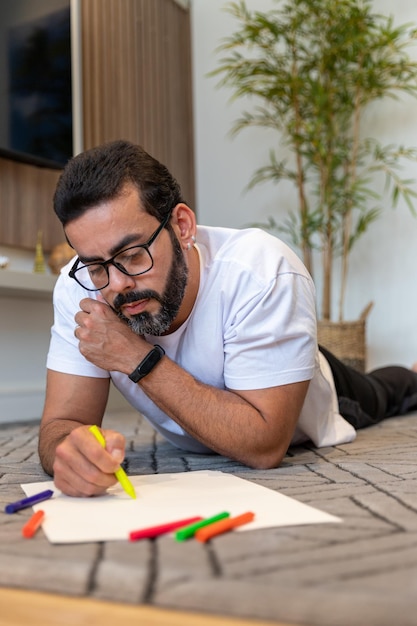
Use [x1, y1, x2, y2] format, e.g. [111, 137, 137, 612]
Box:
[129, 516, 203, 541]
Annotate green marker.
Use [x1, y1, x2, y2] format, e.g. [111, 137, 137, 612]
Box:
[175, 511, 230, 541]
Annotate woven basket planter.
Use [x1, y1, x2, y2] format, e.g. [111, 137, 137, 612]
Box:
[317, 303, 373, 373]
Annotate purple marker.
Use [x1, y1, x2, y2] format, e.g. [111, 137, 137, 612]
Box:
[5, 489, 54, 514]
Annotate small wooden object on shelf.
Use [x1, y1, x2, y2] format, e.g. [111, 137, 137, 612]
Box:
[33, 230, 46, 274]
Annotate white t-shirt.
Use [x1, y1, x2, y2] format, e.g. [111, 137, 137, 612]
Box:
[47, 225, 356, 452]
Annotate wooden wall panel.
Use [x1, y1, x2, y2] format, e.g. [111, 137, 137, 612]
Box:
[0, 158, 63, 251]
[0, 0, 194, 252]
[81, 0, 195, 207]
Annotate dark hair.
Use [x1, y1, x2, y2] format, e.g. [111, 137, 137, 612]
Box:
[53, 140, 184, 225]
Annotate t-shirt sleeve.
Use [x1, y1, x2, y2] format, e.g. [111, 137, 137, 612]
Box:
[223, 270, 317, 390]
[46, 269, 110, 378]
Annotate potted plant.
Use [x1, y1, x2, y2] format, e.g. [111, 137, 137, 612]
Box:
[211, 0, 417, 369]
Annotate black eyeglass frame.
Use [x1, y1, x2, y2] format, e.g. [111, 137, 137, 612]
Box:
[68, 210, 172, 291]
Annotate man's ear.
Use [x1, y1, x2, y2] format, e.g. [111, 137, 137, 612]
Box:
[171, 203, 197, 250]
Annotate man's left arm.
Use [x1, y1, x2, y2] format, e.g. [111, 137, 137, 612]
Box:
[74, 297, 310, 469]
[139, 356, 310, 469]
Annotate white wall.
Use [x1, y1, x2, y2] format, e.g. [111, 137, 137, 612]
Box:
[191, 0, 417, 369]
[0, 293, 53, 422]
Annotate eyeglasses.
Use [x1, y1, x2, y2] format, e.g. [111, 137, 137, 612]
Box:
[69, 211, 172, 291]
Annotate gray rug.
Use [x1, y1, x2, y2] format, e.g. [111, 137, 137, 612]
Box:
[2, 409, 417, 626]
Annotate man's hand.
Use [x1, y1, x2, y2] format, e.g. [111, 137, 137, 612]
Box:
[74, 298, 145, 373]
[52, 424, 126, 497]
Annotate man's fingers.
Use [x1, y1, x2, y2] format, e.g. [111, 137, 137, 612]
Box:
[102, 430, 126, 466]
[52, 426, 124, 497]
[79, 297, 112, 315]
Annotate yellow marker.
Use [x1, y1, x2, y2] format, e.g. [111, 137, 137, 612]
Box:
[89, 425, 136, 499]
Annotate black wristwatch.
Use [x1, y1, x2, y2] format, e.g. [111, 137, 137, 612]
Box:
[128, 345, 165, 383]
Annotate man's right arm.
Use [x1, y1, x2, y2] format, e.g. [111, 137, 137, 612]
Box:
[38, 370, 125, 496]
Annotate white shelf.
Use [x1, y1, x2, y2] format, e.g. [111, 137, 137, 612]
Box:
[0, 269, 57, 299]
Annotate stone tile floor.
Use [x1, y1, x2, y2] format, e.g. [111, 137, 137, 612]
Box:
[2, 410, 417, 626]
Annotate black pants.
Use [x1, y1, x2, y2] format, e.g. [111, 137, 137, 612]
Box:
[319, 345, 417, 430]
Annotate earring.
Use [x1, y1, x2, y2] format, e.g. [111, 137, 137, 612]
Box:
[186, 235, 196, 251]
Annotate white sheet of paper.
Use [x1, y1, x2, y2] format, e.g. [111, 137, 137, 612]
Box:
[21, 470, 341, 543]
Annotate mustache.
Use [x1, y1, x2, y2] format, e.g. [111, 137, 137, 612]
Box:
[113, 289, 163, 312]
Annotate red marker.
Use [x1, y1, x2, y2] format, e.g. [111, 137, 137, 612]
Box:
[129, 516, 203, 541]
[195, 511, 255, 543]
[22, 510, 45, 539]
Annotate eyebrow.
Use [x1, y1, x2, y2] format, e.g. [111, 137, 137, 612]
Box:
[78, 233, 144, 264]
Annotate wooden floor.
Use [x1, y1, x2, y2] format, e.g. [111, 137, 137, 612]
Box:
[0, 588, 289, 626]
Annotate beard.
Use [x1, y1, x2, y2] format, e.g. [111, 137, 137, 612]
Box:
[112, 235, 188, 336]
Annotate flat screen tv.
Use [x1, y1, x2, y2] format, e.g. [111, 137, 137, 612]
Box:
[0, 0, 82, 170]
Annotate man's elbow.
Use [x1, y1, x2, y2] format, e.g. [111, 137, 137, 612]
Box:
[238, 445, 288, 470]
[38, 447, 54, 477]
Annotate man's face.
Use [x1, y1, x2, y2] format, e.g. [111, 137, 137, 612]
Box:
[65, 184, 188, 335]
[112, 232, 188, 335]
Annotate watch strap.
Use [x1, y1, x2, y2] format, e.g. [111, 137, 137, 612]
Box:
[128, 345, 165, 383]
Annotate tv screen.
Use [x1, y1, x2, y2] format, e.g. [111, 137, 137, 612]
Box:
[0, 0, 79, 169]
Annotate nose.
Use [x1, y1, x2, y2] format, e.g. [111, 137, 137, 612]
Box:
[107, 263, 136, 291]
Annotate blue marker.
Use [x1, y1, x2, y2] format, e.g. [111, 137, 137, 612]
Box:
[5, 489, 54, 514]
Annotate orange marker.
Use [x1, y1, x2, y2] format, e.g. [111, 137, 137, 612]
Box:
[22, 510, 45, 539]
[195, 511, 255, 543]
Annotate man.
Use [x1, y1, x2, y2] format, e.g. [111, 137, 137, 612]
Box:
[39, 140, 417, 497]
